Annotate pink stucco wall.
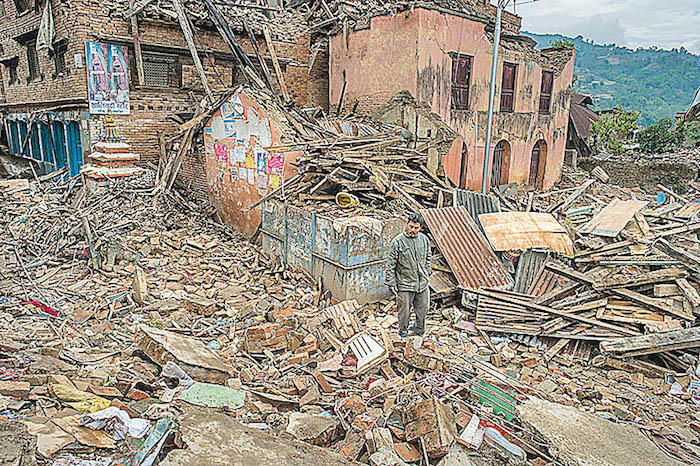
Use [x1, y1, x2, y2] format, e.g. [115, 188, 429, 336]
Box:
[204, 91, 299, 237]
[329, 12, 420, 113]
[329, 7, 575, 191]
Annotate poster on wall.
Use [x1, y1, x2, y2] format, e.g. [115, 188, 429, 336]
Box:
[85, 42, 130, 115]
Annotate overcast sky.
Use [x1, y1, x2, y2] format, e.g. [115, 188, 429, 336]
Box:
[514, 0, 700, 55]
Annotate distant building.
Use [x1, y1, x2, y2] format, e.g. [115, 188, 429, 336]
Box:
[328, 4, 575, 190]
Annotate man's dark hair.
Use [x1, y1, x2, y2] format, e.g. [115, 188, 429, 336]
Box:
[407, 213, 423, 225]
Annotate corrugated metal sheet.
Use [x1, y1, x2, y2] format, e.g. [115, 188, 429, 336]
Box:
[479, 212, 575, 257]
[513, 249, 550, 294]
[570, 101, 600, 139]
[428, 270, 459, 297]
[527, 262, 571, 296]
[422, 206, 513, 290]
[475, 289, 544, 335]
[452, 189, 501, 223]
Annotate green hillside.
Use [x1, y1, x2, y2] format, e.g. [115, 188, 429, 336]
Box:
[523, 32, 700, 126]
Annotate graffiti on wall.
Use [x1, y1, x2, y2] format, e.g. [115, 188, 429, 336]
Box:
[204, 94, 284, 195]
[85, 42, 130, 115]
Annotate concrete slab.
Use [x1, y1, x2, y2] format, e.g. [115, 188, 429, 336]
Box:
[161, 406, 360, 466]
[518, 397, 684, 466]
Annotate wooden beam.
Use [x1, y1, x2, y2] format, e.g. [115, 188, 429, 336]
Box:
[467, 288, 640, 336]
[677, 278, 700, 307]
[592, 267, 688, 291]
[243, 18, 276, 93]
[657, 183, 691, 204]
[172, 0, 213, 101]
[129, 0, 145, 86]
[534, 281, 580, 306]
[202, 0, 267, 89]
[656, 238, 700, 274]
[601, 327, 700, 357]
[549, 178, 595, 214]
[545, 263, 695, 321]
[262, 25, 291, 102]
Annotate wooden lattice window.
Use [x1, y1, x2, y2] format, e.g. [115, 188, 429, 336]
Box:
[26, 39, 40, 81]
[142, 52, 181, 88]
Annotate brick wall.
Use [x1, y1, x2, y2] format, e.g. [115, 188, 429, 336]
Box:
[174, 132, 209, 203]
[0, 0, 90, 105]
[0, 0, 327, 208]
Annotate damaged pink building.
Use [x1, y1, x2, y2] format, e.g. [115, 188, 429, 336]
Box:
[329, 5, 575, 190]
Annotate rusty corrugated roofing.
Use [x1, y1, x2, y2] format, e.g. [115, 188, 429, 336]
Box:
[527, 262, 570, 296]
[570, 102, 600, 140]
[421, 206, 513, 290]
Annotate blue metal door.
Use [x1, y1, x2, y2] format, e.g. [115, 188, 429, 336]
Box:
[66, 121, 83, 176]
[39, 123, 55, 171]
[51, 122, 67, 170]
[18, 122, 28, 157]
[7, 121, 19, 155]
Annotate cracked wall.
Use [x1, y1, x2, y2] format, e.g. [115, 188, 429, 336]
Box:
[330, 7, 575, 190]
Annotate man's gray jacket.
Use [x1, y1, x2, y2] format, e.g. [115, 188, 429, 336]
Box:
[385, 232, 432, 293]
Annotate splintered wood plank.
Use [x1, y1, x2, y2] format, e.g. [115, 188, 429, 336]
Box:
[546, 263, 695, 321]
[469, 288, 639, 336]
[592, 267, 688, 290]
[677, 278, 700, 307]
[262, 25, 291, 102]
[544, 338, 571, 361]
[579, 199, 648, 237]
[173, 0, 213, 100]
[601, 327, 700, 357]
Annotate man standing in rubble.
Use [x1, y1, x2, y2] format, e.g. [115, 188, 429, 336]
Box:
[386, 213, 432, 337]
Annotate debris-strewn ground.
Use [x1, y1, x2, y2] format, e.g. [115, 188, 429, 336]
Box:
[2, 166, 700, 466]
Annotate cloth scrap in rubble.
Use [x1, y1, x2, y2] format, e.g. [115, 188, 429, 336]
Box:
[79, 406, 151, 441]
[20, 301, 59, 317]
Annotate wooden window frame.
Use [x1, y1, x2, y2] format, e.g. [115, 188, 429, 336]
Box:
[141, 51, 182, 89]
[26, 39, 40, 82]
[4, 57, 19, 86]
[539, 70, 554, 114]
[500, 63, 517, 113]
[450, 53, 472, 111]
[52, 41, 68, 77]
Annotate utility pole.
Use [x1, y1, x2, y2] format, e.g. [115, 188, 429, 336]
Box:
[481, 0, 510, 194]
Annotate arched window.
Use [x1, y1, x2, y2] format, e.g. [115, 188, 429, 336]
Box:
[491, 140, 511, 188]
[528, 139, 548, 189]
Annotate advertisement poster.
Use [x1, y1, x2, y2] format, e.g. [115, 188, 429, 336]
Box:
[86, 42, 130, 115]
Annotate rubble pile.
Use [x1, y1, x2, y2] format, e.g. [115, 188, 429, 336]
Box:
[270, 121, 452, 213]
[3, 162, 700, 465]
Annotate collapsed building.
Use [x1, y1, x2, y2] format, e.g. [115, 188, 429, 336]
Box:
[0, 0, 575, 193]
[0, 0, 325, 175]
[4, 1, 700, 465]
